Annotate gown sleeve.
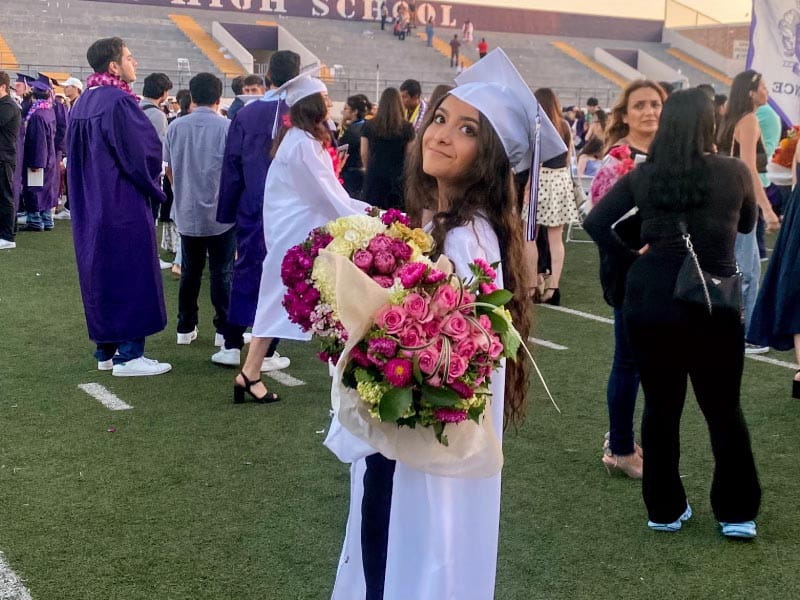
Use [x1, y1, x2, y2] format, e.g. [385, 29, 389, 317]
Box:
[217, 117, 245, 224]
[101, 95, 166, 203]
[443, 218, 499, 281]
[292, 134, 371, 219]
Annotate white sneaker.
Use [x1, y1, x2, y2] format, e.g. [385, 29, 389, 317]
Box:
[211, 346, 241, 366]
[53, 209, 71, 220]
[112, 356, 172, 377]
[0, 239, 16, 250]
[16, 214, 26, 225]
[744, 343, 769, 355]
[177, 327, 198, 345]
[159, 259, 172, 270]
[214, 332, 252, 347]
[97, 359, 113, 371]
[261, 352, 290, 372]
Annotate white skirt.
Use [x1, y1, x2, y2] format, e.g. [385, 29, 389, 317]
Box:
[536, 166, 580, 227]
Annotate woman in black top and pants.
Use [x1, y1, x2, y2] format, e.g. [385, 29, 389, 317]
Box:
[585, 89, 761, 538]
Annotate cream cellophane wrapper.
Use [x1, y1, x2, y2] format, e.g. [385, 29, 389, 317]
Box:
[318, 249, 504, 479]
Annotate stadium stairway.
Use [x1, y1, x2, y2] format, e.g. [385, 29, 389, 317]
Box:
[169, 14, 246, 78]
[0, 32, 19, 70]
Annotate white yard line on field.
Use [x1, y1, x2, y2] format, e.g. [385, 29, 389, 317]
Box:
[0, 551, 33, 600]
[538, 303, 615, 324]
[528, 337, 569, 351]
[78, 383, 133, 410]
[263, 371, 305, 387]
[540, 304, 798, 371]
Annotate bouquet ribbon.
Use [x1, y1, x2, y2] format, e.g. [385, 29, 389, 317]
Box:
[319, 249, 505, 479]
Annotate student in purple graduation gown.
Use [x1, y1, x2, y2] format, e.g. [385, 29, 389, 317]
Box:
[212, 50, 300, 372]
[66, 37, 171, 377]
[20, 75, 56, 232]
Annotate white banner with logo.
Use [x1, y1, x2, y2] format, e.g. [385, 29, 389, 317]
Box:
[748, 0, 800, 125]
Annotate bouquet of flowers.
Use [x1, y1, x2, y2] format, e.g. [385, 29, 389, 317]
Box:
[589, 144, 636, 206]
[341, 258, 520, 446]
[772, 125, 800, 168]
[281, 208, 434, 363]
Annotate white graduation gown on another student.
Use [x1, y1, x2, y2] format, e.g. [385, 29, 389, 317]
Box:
[251, 127, 369, 340]
[328, 216, 506, 600]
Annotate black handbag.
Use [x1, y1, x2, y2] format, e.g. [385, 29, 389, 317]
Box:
[673, 221, 743, 316]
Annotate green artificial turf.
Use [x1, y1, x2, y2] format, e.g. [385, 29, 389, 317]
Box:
[0, 225, 798, 599]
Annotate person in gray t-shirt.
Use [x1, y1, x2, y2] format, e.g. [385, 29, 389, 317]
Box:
[164, 72, 234, 347]
[139, 72, 173, 143]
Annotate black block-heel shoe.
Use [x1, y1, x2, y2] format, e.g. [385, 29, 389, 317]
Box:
[793, 371, 800, 400]
[542, 288, 561, 306]
[234, 371, 280, 404]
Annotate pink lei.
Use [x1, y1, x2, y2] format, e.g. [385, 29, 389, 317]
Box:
[85, 72, 138, 99]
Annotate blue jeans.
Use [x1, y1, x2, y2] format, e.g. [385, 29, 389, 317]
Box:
[734, 230, 760, 333]
[607, 307, 640, 455]
[26, 210, 53, 230]
[94, 338, 145, 364]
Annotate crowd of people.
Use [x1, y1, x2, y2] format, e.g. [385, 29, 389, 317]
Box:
[1, 26, 799, 597]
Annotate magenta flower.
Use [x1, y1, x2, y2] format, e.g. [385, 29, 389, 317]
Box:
[450, 380, 474, 400]
[368, 234, 394, 254]
[349, 344, 372, 367]
[398, 262, 427, 288]
[480, 282, 498, 294]
[373, 275, 394, 288]
[381, 208, 411, 226]
[473, 258, 497, 280]
[434, 407, 468, 423]
[373, 250, 397, 274]
[424, 269, 447, 284]
[391, 240, 413, 261]
[384, 358, 413, 387]
[368, 337, 398, 357]
[353, 249, 374, 272]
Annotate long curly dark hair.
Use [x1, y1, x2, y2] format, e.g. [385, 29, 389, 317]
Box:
[405, 94, 532, 428]
[645, 88, 715, 212]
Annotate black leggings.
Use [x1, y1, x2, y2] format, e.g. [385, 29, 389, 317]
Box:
[361, 453, 396, 600]
[625, 256, 761, 524]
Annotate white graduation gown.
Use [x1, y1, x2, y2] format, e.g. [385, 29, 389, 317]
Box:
[252, 127, 369, 340]
[328, 216, 506, 600]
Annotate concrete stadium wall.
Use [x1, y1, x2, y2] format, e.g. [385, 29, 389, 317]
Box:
[637, 50, 688, 87]
[594, 48, 643, 81]
[84, 0, 665, 41]
[212, 21, 255, 72]
[662, 27, 746, 77]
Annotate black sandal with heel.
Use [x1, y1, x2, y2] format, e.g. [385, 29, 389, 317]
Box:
[793, 370, 800, 400]
[234, 371, 280, 404]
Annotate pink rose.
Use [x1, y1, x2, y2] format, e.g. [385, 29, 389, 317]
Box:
[455, 337, 478, 360]
[423, 318, 441, 338]
[353, 249, 374, 272]
[441, 313, 469, 339]
[375, 305, 406, 334]
[478, 314, 492, 331]
[402, 293, 429, 321]
[373, 251, 397, 275]
[399, 323, 424, 348]
[368, 234, 394, 254]
[489, 339, 504, 359]
[432, 284, 458, 315]
[447, 355, 468, 381]
[417, 347, 440, 375]
[472, 331, 491, 352]
[427, 374, 442, 387]
[373, 275, 394, 288]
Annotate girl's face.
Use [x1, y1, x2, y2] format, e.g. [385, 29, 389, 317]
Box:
[750, 78, 768, 107]
[622, 87, 662, 138]
[422, 95, 480, 184]
[341, 104, 354, 122]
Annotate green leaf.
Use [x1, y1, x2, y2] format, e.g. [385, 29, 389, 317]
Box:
[468, 403, 485, 424]
[412, 354, 423, 385]
[502, 328, 521, 359]
[421, 384, 460, 407]
[379, 387, 413, 422]
[477, 289, 513, 306]
[486, 311, 509, 334]
[433, 422, 449, 446]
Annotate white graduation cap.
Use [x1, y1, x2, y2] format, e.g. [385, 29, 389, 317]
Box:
[452, 48, 567, 240]
[274, 64, 326, 107]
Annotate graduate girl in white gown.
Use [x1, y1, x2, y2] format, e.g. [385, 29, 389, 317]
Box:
[235, 73, 369, 403]
[327, 49, 566, 600]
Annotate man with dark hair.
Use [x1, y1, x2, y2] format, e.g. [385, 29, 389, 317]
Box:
[67, 37, 171, 376]
[164, 73, 233, 348]
[212, 50, 301, 370]
[0, 71, 21, 249]
[399, 78, 427, 131]
[20, 75, 57, 232]
[140, 72, 173, 143]
[242, 74, 266, 96]
[227, 75, 246, 120]
[696, 83, 715, 101]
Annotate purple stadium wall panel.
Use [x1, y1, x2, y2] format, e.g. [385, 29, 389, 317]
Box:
[84, 0, 664, 42]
